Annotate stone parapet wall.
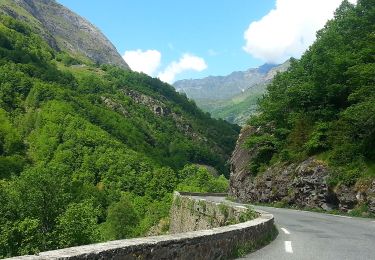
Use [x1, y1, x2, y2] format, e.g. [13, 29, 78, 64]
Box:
[8, 193, 274, 260]
[169, 191, 254, 233]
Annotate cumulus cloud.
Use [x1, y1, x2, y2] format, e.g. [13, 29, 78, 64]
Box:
[123, 50, 207, 83]
[123, 49, 161, 76]
[158, 54, 207, 83]
[243, 0, 357, 63]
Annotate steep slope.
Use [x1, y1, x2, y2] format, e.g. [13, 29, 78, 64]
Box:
[230, 0, 375, 215]
[0, 0, 129, 68]
[0, 10, 239, 258]
[197, 88, 263, 125]
[175, 61, 290, 125]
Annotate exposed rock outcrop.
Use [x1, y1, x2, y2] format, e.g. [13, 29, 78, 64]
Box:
[100, 96, 129, 116]
[122, 89, 171, 117]
[229, 126, 375, 214]
[1, 0, 129, 68]
[102, 89, 208, 143]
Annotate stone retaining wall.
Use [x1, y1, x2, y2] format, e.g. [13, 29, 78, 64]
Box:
[169, 192, 255, 233]
[9, 193, 274, 260]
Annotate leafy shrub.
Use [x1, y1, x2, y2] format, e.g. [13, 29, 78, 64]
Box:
[56, 201, 99, 248]
[176, 165, 229, 193]
[304, 122, 330, 155]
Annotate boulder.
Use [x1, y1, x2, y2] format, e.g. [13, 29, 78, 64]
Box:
[335, 184, 357, 211]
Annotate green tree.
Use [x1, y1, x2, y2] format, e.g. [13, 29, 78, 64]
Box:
[103, 195, 139, 240]
[177, 165, 229, 192]
[56, 201, 99, 248]
[146, 167, 178, 199]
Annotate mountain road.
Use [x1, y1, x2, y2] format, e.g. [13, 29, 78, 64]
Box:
[189, 195, 375, 260]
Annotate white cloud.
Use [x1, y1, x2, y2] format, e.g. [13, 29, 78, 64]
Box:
[122, 49, 161, 76]
[243, 0, 357, 63]
[158, 54, 207, 83]
[123, 50, 207, 83]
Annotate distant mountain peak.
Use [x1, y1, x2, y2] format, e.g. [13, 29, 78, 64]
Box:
[257, 63, 279, 74]
[174, 60, 289, 101]
[1, 0, 129, 69]
[173, 60, 290, 125]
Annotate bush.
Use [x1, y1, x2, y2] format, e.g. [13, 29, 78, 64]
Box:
[102, 195, 139, 240]
[176, 165, 229, 192]
[304, 122, 330, 155]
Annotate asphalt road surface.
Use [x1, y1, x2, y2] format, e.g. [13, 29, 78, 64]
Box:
[191, 195, 375, 260]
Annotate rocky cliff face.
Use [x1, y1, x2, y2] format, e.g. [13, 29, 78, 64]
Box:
[229, 127, 375, 214]
[1, 0, 129, 68]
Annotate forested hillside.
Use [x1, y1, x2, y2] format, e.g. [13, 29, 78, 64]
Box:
[0, 14, 238, 258]
[198, 87, 264, 126]
[245, 0, 374, 186]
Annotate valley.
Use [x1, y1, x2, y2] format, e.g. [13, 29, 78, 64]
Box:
[174, 61, 290, 125]
[0, 0, 374, 259]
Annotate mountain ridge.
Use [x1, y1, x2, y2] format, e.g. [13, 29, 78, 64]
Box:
[174, 60, 290, 125]
[0, 0, 129, 68]
[174, 61, 289, 101]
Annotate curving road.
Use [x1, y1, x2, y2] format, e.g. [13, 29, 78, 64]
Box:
[190, 195, 375, 260]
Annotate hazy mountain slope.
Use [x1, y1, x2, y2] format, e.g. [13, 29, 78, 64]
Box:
[0, 0, 129, 68]
[204, 60, 290, 125]
[198, 90, 264, 125]
[174, 63, 274, 101]
[175, 61, 290, 125]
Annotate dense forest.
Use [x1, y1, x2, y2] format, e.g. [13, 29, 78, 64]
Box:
[0, 14, 238, 258]
[246, 0, 374, 185]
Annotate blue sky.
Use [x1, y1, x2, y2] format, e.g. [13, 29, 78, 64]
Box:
[57, 0, 351, 83]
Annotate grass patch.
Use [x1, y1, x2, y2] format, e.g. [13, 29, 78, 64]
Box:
[363, 161, 375, 178]
[239, 208, 258, 222]
[348, 203, 373, 218]
[219, 204, 230, 219]
[173, 195, 181, 208]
